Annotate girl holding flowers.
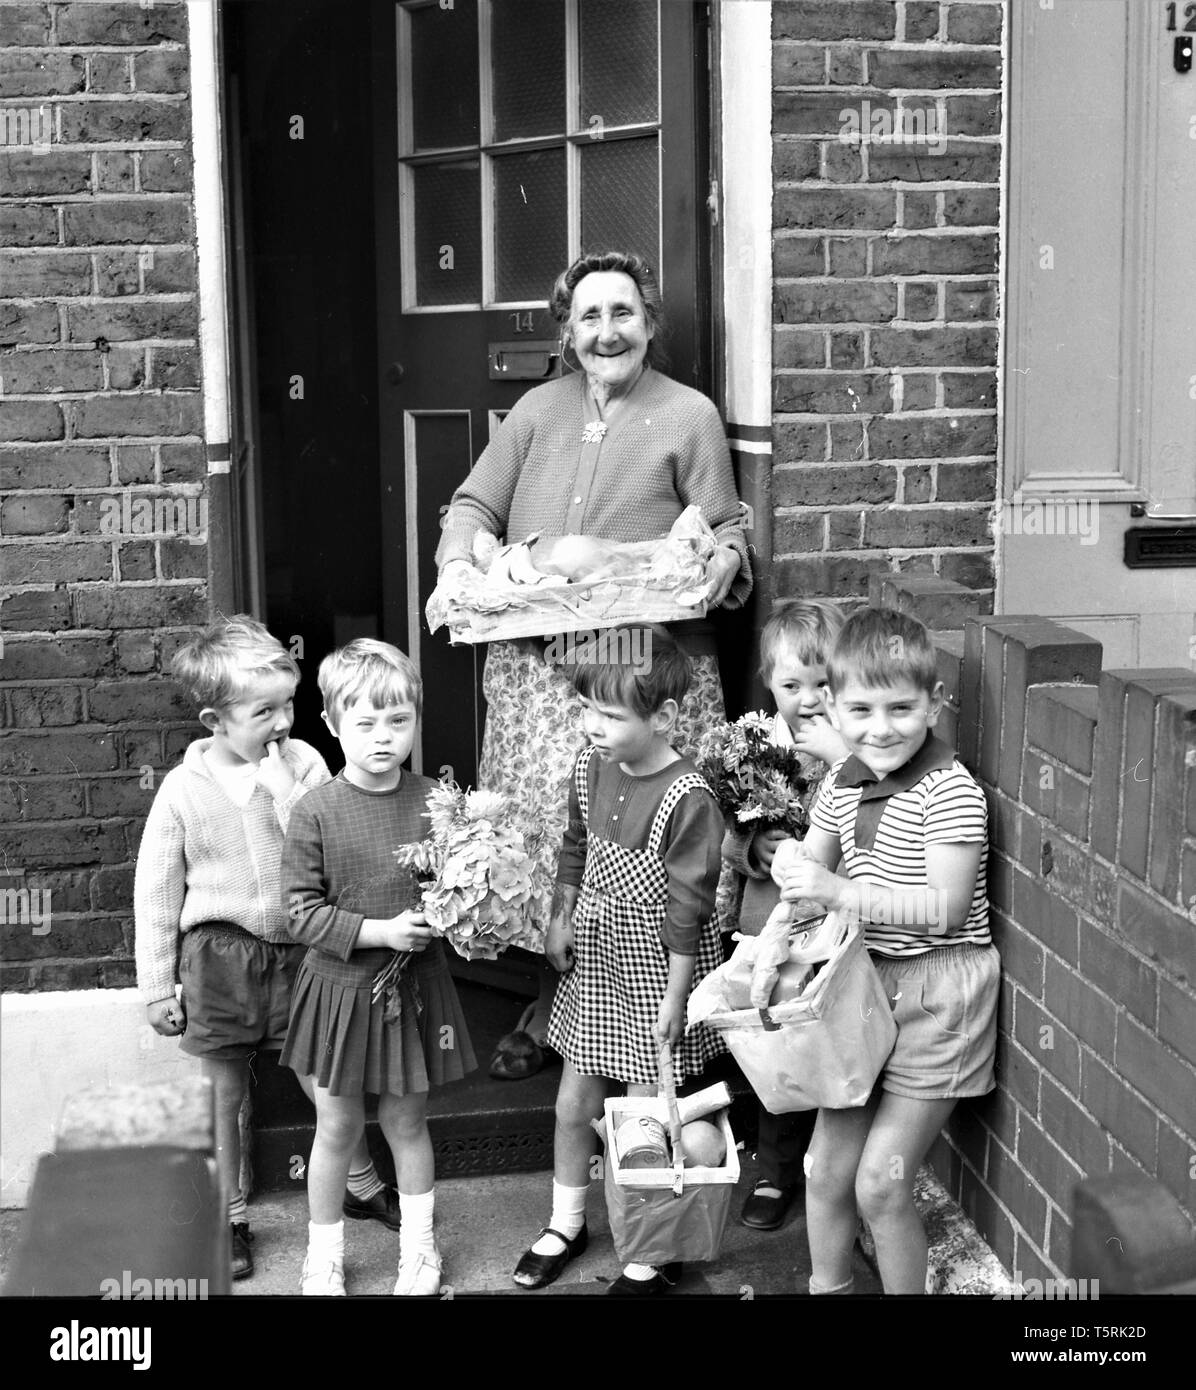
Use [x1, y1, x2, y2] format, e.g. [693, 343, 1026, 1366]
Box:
[280, 640, 476, 1297]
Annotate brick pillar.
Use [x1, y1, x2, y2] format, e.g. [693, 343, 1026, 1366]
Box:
[1, 2, 208, 991]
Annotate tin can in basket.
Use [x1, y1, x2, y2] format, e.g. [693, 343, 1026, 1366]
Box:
[614, 1115, 670, 1169]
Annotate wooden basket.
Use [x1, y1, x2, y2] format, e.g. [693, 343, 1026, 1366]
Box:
[601, 1046, 739, 1266]
[439, 581, 707, 645]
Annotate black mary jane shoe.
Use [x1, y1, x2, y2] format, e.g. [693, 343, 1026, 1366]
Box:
[343, 1185, 402, 1232]
[606, 1262, 683, 1297]
[739, 1178, 799, 1231]
[512, 1224, 588, 1289]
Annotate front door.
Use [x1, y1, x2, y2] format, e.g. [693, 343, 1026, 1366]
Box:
[1002, 0, 1196, 667]
[373, 0, 711, 780]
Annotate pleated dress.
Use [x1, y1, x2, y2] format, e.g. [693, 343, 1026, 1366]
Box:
[545, 746, 726, 1086]
[279, 771, 477, 1097]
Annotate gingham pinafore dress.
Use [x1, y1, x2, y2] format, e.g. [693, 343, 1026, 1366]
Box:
[545, 746, 726, 1086]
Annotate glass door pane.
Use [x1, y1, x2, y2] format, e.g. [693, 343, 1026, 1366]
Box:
[490, 0, 566, 141]
[579, 0, 659, 129]
[580, 136, 659, 267]
[409, 0, 479, 150]
[492, 147, 567, 302]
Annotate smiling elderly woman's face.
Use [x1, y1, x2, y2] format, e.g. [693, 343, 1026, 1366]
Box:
[568, 270, 655, 394]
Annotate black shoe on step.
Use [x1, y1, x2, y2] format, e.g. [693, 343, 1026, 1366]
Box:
[606, 1262, 683, 1296]
[231, 1223, 254, 1281]
[343, 1185, 402, 1232]
[512, 1224, 588, 1289]
[740, 1178, 798, 1231]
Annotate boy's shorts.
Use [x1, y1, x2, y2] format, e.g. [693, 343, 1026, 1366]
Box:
[178, 921, 303, 1061]
[871, 942, 1000, 1100]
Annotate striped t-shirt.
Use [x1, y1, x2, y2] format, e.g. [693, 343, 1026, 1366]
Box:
[807, 749, 990, 957]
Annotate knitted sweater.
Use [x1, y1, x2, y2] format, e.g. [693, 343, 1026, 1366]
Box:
[133, 736, 330, 1004]
[434, 367, 752, 609]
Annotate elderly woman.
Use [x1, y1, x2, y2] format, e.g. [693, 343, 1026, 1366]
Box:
[435, 250, 752, 1078]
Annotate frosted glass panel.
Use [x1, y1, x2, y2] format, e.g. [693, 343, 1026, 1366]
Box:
[580, 0, 658, 129]
[413, 160, 481, 305]
[494, 148, 566, 301]
[580, 137, 659, 268]
[410, 0, 479, 150]
[491, 0, 566, 141]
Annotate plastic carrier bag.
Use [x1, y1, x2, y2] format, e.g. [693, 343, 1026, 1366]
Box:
[687, 909, 896, 1113]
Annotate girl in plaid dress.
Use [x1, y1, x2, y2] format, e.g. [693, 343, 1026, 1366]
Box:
[512, 627, 725, 1298]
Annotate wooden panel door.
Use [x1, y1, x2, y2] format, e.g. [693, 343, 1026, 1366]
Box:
[1002, 1, 1196, 666]
[373, 0, 710, 778]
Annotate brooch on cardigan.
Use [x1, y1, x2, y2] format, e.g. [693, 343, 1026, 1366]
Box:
[581, 420, 607, 444]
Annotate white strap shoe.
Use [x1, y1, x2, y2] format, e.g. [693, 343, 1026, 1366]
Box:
[301, 1253, 346, 1296]
[394, 1244, 442, 1297]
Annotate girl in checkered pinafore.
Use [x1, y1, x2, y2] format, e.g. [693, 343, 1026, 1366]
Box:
[512, 627, 726, 1299]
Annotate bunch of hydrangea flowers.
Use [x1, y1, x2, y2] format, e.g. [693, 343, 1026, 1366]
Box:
[372, 782, 547, 1014]
[695, 712, 811, 837]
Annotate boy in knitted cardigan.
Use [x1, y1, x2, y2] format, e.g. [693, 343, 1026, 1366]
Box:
[134, 616, 393, 1281]
[722, 601, 847, 1232]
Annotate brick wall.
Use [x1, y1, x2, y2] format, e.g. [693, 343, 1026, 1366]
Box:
[1, 2, 206, 991]
[880, 577, 1196, 1283]
[771, 0, 1001, 605]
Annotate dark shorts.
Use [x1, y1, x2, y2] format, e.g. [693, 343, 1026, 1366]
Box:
[178, 922, 304, 1062]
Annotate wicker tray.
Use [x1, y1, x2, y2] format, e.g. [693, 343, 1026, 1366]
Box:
[436, 582, 708, 645]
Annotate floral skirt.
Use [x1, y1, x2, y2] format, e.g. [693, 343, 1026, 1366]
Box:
[478, 639, 731, 953]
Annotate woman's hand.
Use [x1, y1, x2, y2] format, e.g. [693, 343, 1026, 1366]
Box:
[545, 914, 575, 973]
[703, 545, 741, 606]
[654, 990, 687, 1048]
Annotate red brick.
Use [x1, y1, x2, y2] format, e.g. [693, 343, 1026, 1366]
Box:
[60, 100, 190, 144]
[0, 150, 92, 197]
[5, 728, 118, 775]
[773, 554, 886, 598]
[0, 251, 92, 296]
[905, 3, 941, 42]
[87, 679, 190, 723]
[947, 3, 1003, 45]
[115, 445, 155, 485]
[943, 372, 996, 408]
[1089, 671, 1128, 863]
[116, 540, 154, 580]
[21, 959, 136, 992]
[827, 239, 867, 277]
[1150, 689, 1196, 901]
[0, 301, 60, 346]
[950, 1103, 990, 1173]
[868, 143, 1000, 185]
[132, 50, 190, 94]
[1156, 1123, 1196, 1224]
[1041, 834, 1116, 925]
[1158, 977, 1196, 1068]
[775, 281, 897, 324]
[773, 372, 893, 414]
[902, 191, 938, 229]
[1, 348, 103, 392]
[1043, 955, 1114, 1056]
[66, 299, 198, 344]
[0, 401, 63, 442]
[1116, 879, 1195, 988]
[903, 282, 938, 321]
[63, 200, 191, 247]
[862, 506, 990, 548]
[1078, 927, 1157, 1029]
[773, 512, 824, 554]
[1120, 678, 1162, 879]
[1080, 1054, 1159, 1173]
[71, 583, 206, 630]
[55, 3, 188, 45]
[2, 822, 128, 868]
[870, 326, 997, 368]
[827, 45, 863, 85]
[2, 540, 111, 583]
[868, 49, 1001, 90]
[986, 1135, 1049, 1241]
[827, 331, 864, 368]
[903, 463, 933, 501]
[936, 459, 996, 503]
[1040, 1074, 1109, 1178]
[7, 686, 84, 728]
[140, 150, 191, 193]
[872, 234, 997, 277]
[772, 234, 824, 276]
[87, 52, 132, 94]
[1, 493, 69, 536]
[1115, 1013, 1196, 1138]
[957, 1166, 1011, 1265]
[772, 1, 896, 41]
[773, 420, 828, 464]
[772, 43, 826, 86]
[944, 282, 997, 322]
[0, 204, 59, 246]
[72, 393, 202, 439]
[1025, 685, 1097, 776]
[4, 916, 128, 962]
[867, 414, 996, 459]
[87, 777, 156, 819]
[1017, 1116, 1087, 1216]
[0, 6, 52, 44]
[0, 777, 85, 821]
[991, 910, 1043, 998]
[1020, 753, 1089, 841]
[774, 91, 890, 137]
[773, 330, 826, 370]
[942, 188, 1000, 230]
[1015, 991, 1080, 1094]
[827, 420, 864, 460]
[995, 1032, 1041, 1115]
[774, 188, 897, 231]
[0, 592, 68, 635]
[93, 152, 135, 194]
[106, 347, 146, 390]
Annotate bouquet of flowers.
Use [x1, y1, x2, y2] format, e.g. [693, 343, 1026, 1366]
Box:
[371, 781, 547, 1017]
[695, 712, 812, 838]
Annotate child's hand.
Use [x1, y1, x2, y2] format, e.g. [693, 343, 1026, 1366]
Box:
[775, 856, 845, 910]
[146, 997, 185, 1036]
[381, 910, 433, 953]
[545, 915, 575, 973]
[750, 825, 789, 872]
[791, 713, 847, 766]
[654, 992, 687, 1048]
[256, 739, 297, 802]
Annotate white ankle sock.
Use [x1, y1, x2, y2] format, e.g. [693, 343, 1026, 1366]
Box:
[307, 1220, 344, 1260]
[398, 1190, 435, 1257]
[530, 1181, 587, 1255]
[621, 1262, 660, 1282]
[809, 1274, 854, 1295]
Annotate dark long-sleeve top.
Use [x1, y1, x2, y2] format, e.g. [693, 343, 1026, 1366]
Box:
[434, 367, 752, 612]
[280, 771, 437, 988]
[556, 751, 723, 955]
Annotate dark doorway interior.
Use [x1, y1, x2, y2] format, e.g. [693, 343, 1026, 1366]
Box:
[223, 0, 380, 771]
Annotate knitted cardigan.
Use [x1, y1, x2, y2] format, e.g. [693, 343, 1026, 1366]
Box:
[133, 736, 329, 1004]
[434, 367, 752, 609]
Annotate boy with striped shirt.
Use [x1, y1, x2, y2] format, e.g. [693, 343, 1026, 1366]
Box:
[771, 606, 1000, 1296]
